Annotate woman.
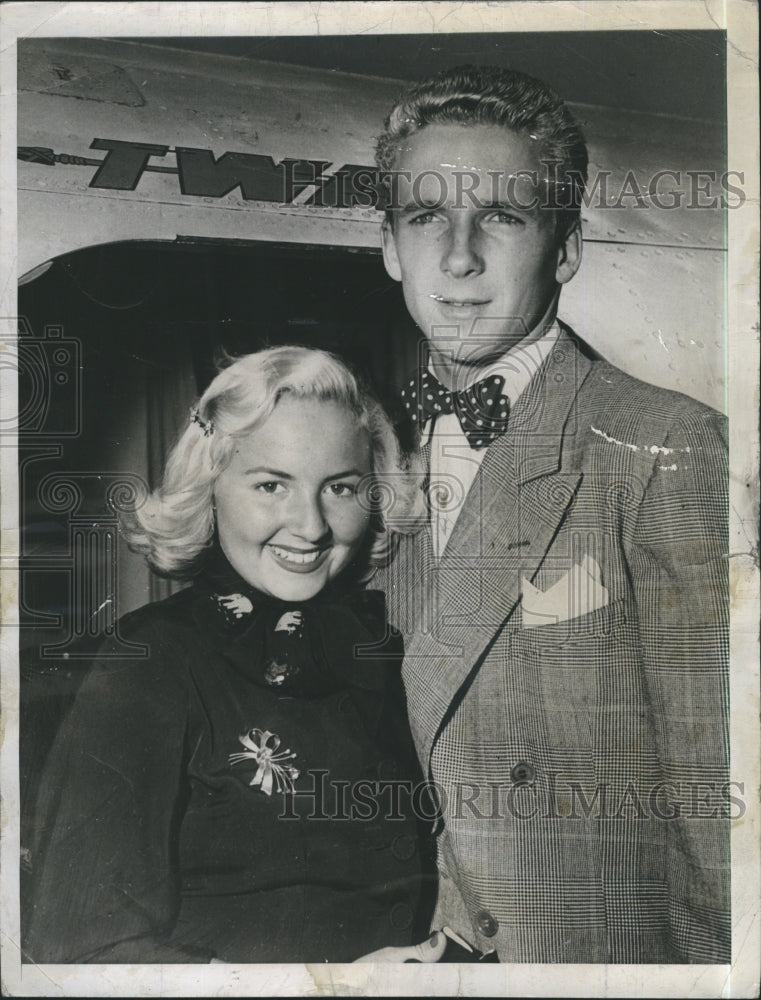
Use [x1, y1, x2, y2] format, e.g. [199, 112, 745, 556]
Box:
[26, 346, 436, 963]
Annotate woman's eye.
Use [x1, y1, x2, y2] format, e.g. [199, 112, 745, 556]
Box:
[326, 482, 356, 497]
[255, 481, 285, 494]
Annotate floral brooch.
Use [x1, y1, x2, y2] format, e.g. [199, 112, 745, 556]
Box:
[229, 728, 300, 796]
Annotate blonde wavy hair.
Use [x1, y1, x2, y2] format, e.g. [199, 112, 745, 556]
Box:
[123, 345, 425, 579]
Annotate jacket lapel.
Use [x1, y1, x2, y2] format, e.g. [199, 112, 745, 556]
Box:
[401, 329, 594, 768]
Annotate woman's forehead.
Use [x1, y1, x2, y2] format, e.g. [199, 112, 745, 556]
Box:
[230, 396, 372, 467]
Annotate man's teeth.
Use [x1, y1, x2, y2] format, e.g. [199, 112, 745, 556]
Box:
[430, 295, 484, 306]
[269, 545, 322, 565]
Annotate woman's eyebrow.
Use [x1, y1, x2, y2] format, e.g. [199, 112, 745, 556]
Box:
[324, 468, 364, 481]
[243, 467, 294, 479]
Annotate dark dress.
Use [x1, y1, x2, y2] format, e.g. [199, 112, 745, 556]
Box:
[25, 550, 435, 963]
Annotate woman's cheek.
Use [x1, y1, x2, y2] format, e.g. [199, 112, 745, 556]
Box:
[342, 503, 372, 546]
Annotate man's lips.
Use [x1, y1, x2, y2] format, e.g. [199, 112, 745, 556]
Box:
[267, 543, 329, 572]
[429, 294, 492, 307]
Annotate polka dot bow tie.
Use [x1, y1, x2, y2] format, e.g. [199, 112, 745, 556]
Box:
[402, 370, 510, 449]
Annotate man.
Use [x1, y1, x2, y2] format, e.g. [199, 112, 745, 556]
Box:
[374, 66, 729, 964]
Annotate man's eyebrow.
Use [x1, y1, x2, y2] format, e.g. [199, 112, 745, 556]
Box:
[396, 197, 536, 215]
[398, 198, 446, 214]
[474, 199, 531, 212]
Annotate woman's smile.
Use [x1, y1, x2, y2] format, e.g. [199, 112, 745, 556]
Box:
[266, 543, 330, 571]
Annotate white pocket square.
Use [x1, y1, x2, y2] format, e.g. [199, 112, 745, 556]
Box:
[522, 555, 609, 628]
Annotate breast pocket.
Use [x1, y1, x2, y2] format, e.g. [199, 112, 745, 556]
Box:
[505, 597, 643, 747]
[516, 596, 630, 645]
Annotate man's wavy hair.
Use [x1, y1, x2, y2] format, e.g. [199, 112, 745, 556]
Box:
[375, 64, 588, 239]
[123, 346, 426, 580]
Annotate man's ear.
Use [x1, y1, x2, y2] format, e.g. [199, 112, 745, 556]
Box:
[555, 222, 582, 285]
[381, 218, 402, 283]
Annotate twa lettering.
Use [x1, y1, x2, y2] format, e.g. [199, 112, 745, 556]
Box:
[17, 140, 385, 208]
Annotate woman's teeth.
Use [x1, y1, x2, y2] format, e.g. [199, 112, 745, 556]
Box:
[269, 545, 322, 565]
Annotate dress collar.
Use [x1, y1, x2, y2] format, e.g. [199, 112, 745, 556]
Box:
[188, 545, 400, 695]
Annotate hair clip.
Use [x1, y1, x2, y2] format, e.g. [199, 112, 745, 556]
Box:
[190, 406, 214, 437]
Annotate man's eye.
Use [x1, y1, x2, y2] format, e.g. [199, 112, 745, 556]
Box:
[255, 481, 285, 494]
[408, 211, 440, 225]
[487, 210, 523, 225]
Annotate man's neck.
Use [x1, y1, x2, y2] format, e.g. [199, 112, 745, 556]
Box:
[428, 306, 560, 391]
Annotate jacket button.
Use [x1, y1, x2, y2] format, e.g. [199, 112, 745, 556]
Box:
[510, 760, 536, 785]
[390, 902, 413, 929]
[475, 909, 499, 937]
[391, 835, 416, 861]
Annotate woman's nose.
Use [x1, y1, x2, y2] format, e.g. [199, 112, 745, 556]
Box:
[441, 217, 484, 279]
[289, 492, 330, 542]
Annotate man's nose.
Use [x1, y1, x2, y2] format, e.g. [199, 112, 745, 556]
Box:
[441, 217, 484, 279]
[289, 492, 330, 542]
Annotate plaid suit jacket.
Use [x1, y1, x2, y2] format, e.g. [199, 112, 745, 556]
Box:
[380, 326, 730, 964]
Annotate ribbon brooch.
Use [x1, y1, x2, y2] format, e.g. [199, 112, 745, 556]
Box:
[229, 728, 300, 796]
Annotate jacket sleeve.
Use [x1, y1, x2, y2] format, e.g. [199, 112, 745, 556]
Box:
[628, 403, 730, 963]
[26, 620, 213, 963]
